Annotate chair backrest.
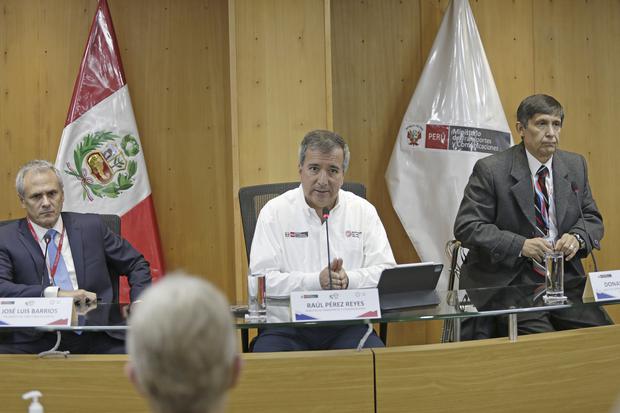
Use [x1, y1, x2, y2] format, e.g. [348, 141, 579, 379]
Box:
[238, 182, 366, 261]
[99, 214, 122, 303]
[0, 218, 18, 227]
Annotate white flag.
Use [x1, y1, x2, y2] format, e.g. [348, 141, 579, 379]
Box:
[385, 0, 513, 291]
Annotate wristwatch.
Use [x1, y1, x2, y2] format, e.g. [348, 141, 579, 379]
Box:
[572, 233, 586, 250]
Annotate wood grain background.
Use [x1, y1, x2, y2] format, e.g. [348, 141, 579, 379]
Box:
[1, 0, 618, 345]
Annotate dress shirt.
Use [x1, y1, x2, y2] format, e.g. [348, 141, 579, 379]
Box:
[29, 217, 78, 297]
[250, 186, 396, 297]
[525, 149, 558, 242]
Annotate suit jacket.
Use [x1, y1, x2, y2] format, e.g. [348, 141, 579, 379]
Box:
[0, 212, 151, 344]
[0, 212, 151, 301]
[454, 143, 603, 289]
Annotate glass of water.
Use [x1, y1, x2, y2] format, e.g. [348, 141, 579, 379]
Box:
[543, 251, 567, 304]
[247, 271, 267, 320]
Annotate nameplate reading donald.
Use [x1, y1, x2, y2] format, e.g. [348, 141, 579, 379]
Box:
[0, 297, 73, 327]
[583, 270, 620, 302]
[290, 289, 381, 322]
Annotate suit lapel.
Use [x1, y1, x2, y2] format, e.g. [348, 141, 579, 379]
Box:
[510, 144, 538, 232]
[552, 151, 572, 230]
[17, 219, 48, 286]
[63, 213, 86, 288]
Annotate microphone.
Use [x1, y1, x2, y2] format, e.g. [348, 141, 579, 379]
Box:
[571, 182, 599, 272]
[322, 207, 332, 290]
[42, 233, 52, 291]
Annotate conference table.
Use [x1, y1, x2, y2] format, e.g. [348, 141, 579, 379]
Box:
[1, 281, 620, 412]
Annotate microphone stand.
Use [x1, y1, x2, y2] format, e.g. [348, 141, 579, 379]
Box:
[322, 207, 332, 290]
[38, 233, 69, 358]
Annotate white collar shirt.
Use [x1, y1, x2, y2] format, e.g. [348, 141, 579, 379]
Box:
[249, 186, 396, 297]
[525, 149, 558, 242]
[29, 216, 78, 296]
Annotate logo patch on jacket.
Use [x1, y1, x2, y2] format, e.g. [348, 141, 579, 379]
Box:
[345, 230, 362, 238]
[285, 231, 308, 238]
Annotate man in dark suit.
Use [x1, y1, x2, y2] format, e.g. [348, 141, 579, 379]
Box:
[0, 160, 151, 353]
[454, 94, 610, 337]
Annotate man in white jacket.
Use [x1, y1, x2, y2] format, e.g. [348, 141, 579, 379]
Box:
[250, 130, 396, 352]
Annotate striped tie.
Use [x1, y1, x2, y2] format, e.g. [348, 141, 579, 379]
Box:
[534, 165, 550, 237]
[533, 165, 550, 276]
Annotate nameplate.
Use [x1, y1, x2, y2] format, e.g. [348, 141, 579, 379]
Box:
[290, 289, 381, 322]
[0, 297, 73, 327]
[583, 270, 620, 302]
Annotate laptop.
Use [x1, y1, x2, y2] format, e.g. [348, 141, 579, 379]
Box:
[378, 262, 443, 311]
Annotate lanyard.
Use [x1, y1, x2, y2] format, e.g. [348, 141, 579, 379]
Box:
[27, 220, 65, 285]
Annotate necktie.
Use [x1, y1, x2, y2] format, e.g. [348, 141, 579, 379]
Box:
[534, 165, 550, 237]
[45, 229, 73, 291]
[533, 165, 550, 276]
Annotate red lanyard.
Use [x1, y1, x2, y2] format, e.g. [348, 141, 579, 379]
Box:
[27, 220, 65, 284]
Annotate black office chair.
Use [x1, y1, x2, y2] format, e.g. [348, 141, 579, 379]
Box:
[0, 218, 18, 227]
[239, 182, 366, 261]
[99, 214, 122, 303]
[238, 182, 388, 348]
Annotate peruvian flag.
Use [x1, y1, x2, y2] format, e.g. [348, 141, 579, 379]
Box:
[385, 0, 513, 291]
[55, 0, 164, 302]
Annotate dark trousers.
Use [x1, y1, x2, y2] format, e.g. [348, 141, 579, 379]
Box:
[0, 331, 125, 354]
[461, 275, 612, 340]
[252, 324, 384, 352]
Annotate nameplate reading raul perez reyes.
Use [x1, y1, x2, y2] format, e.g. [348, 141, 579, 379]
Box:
[290, 289, 380, 322]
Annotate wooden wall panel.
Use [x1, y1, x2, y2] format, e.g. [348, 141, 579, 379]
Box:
[331, 0, 427, 345]
[331, 0, 422, 266]
[331, 0, 620, 344]
[231, 0, 332, 295]
[1, 0, 619, 344]
[234, 0, 331, 187]
[0, 0, 235, 299]
[0, 1, 95, 218]
[108, 0, 235, 297]
[532, 0, 620, 274]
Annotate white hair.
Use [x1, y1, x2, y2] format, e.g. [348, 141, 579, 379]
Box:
[15, 160, 63, 198]
[127, 273, 237, 413]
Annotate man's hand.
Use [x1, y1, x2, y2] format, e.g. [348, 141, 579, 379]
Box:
[320, 258, 349, 290]
[555, 233, 580, 261]
[521, 238, 553, 263]
[58, 289, 97, 305]
[74, 298, 98, 317]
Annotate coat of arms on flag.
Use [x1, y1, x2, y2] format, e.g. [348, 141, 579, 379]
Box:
[65, 132, 141, 200]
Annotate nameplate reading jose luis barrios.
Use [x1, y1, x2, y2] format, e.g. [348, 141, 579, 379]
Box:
[0, 297, 73, 327]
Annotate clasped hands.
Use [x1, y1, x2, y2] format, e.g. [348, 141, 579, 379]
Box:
[319, 258, 349, 290]
[521, 233, 580, 263]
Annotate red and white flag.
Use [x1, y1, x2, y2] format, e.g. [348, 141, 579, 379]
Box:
[385, 0, 513, 291]
[55, 0, 164, 301]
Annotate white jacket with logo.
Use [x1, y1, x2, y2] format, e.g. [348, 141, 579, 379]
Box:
[249, 186, 396, 297]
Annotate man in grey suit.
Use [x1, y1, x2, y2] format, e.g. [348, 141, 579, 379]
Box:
[454, 94, 610, 337]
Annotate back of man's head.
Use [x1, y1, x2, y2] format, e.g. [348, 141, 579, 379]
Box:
[126, 273, 239, 413]
[516, 94, 564, 127]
